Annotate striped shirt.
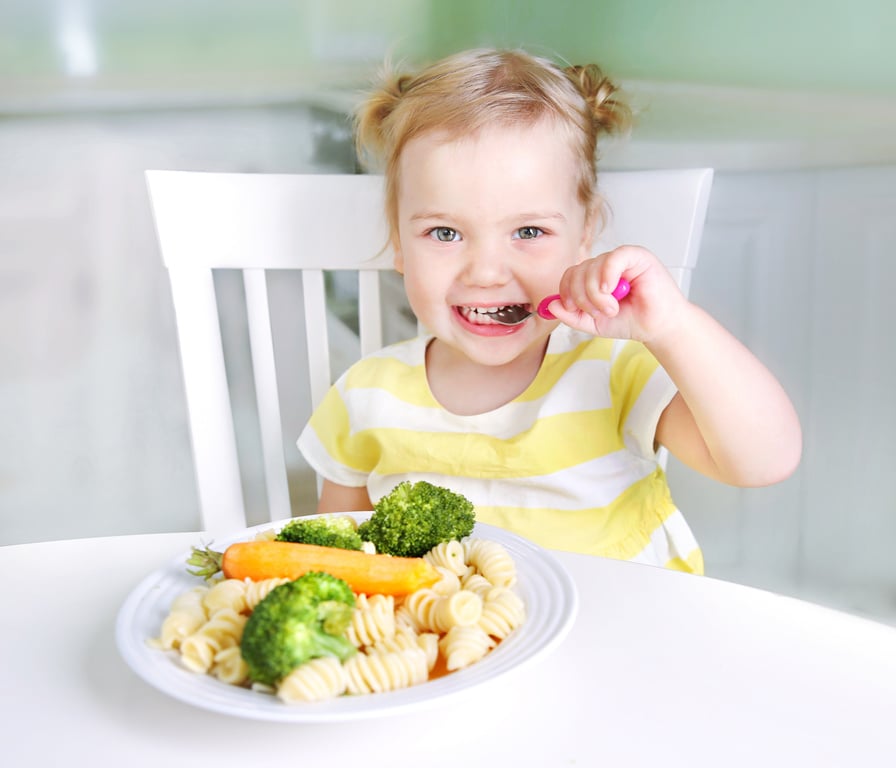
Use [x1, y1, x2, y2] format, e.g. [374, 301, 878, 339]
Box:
[297, 325, 703, 573]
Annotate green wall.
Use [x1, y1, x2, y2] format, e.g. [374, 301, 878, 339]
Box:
[425, 0, 896, 95]
[2, 0, 894, 97]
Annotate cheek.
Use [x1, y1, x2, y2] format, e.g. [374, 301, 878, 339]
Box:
[399, 267, 433, 313]
[400, 259, 456, 326]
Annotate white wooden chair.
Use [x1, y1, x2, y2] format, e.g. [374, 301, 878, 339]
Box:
[146, 168, 713, 534]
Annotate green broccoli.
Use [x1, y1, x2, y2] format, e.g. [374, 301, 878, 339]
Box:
[275, 515, 363, 550]
[357, 480, 475, 558]
[240, 571, 357, 686]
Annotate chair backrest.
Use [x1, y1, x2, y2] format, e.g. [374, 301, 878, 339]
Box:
[146, 167, 713, 534]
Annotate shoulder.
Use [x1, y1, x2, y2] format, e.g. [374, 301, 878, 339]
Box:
[547, 326, 658, 367]
[544, 326, 636, 370]
[341, 335, 428, 383]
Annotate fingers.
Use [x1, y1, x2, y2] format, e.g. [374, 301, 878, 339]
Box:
[559, 263, 624, 318]
[560, 245, 651, 313]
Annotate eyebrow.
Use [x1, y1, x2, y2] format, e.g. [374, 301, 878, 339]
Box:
[408, 211, 451, 222]
[515, 211, 568, 222]
[408, 211, 568, 223]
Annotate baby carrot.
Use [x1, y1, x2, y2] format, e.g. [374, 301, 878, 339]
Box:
[220, 540, 441, 596]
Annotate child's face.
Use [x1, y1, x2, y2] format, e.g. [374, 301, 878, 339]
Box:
[394, 119, 595, 368]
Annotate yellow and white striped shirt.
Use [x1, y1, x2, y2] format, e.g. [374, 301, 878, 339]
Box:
[297, 325, 703, 573]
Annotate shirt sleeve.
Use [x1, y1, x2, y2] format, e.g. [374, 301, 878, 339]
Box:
[296, 377, 372, 488]
[609, 341, 677, 460]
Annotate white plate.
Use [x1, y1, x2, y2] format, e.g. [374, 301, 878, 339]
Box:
[115, 517, 578, 722]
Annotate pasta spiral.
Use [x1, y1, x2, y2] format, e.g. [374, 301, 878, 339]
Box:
[424, 539, 467, 576]
[202, 578, 248, 615]
[367, 625, 440, 671]
[478, 586, 526, 639]
[459, 572, 494, 599]
[430, 566, 462, 596]
[438, 625, 496, 671]
[179, 607, 247, 674]
[277, 657, 348, 703]
[343, 646, 429, 694]
[155, 586, 209, 650]
[211, 645, 250, 685]
[347, 593, 396, 648]
[243, 577, 290, 611]
[463, 538, 517, 587]
[402, 588, 483, 633]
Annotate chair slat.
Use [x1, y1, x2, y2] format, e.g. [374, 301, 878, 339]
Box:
[243, 269, 291, 522]
[302, 269, 331, 412]
[358, 270, 383, 356]
[166, 266, 246, 533]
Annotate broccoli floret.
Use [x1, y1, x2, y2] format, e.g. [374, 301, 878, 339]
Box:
[275, 515, 363, 550]
[240, 571, 357, 686]
[357, 480, 475, 558]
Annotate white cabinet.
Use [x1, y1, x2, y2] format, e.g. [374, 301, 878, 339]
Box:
[666, 167, 896, 618]
[0, 106, 349, 543]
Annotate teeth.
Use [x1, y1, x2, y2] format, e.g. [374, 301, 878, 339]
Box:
[467, 305, 519, 315]
[459, 304, 531, 326]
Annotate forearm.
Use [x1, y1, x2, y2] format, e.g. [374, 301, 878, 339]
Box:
[318, 480, 374, 514]
[648, 302, 802, 486]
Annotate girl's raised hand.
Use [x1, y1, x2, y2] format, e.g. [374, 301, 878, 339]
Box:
[545, 245, 689, 342]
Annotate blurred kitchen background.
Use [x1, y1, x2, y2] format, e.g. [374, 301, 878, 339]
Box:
[2, 0, 895, 624]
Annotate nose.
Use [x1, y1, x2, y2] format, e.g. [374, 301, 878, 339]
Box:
[461, 238, 512, 287]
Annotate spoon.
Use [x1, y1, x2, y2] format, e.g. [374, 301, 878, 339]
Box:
[490, 277, 631, 326]
[489, 304, 533, 325]
[536, 277, 631, 320]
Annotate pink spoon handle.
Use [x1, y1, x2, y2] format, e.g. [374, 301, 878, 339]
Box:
[612, 277, 631, 301]
[537, 277, 631, 320]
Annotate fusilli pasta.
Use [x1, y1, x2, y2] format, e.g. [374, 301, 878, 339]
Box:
[244, 577, 290, 611]
[153, 534, 526, 704]
[478, 586, 526, 639]
[439, 625, 496, 671]
[424, 539, 467, 576]
[154, 586, 209, 650]
[343, 646, 429, 694]
[277, 657, 348, 703]
[202, 578, 248, 615]
[211, 645, 250, 685]
[463, 538, 517, 587]
[179, 607, 247, 674]
[347, 593, 396, 648]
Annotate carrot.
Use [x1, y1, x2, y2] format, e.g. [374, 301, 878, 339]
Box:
[220, 540, 440, 596]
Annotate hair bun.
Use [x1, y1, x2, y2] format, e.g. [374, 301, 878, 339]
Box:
[354, 67, 409, 170]
[564, 64, 632, 137]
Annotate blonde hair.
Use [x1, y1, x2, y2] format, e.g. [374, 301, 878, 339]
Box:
[354, 48, 631, 241]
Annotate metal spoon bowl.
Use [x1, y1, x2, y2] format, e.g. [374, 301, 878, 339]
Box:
[490, 305, 533, 326]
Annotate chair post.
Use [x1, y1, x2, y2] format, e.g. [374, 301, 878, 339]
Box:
[243, 268, 292, 522]
[166, 266, 247, 533]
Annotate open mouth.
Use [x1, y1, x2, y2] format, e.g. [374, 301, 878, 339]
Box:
[458, 304, 533, 326]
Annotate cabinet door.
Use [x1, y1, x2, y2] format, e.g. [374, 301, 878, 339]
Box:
[801, 167, 896, 588]
[0, 108, 346, 543]
[666, 171, 814, 588]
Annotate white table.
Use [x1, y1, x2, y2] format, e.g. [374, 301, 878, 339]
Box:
[3, 532, 896, 767]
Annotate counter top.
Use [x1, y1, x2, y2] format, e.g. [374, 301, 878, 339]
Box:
[4, 75, 894, 171]
[602, 79, 896, 171]
[4, 531, 896, 767]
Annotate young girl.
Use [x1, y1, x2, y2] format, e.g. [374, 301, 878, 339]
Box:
[297, 48, 802, 572]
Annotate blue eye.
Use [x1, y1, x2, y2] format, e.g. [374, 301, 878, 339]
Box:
[430, 227, 460, 242]
[515, 226, 543, 240]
